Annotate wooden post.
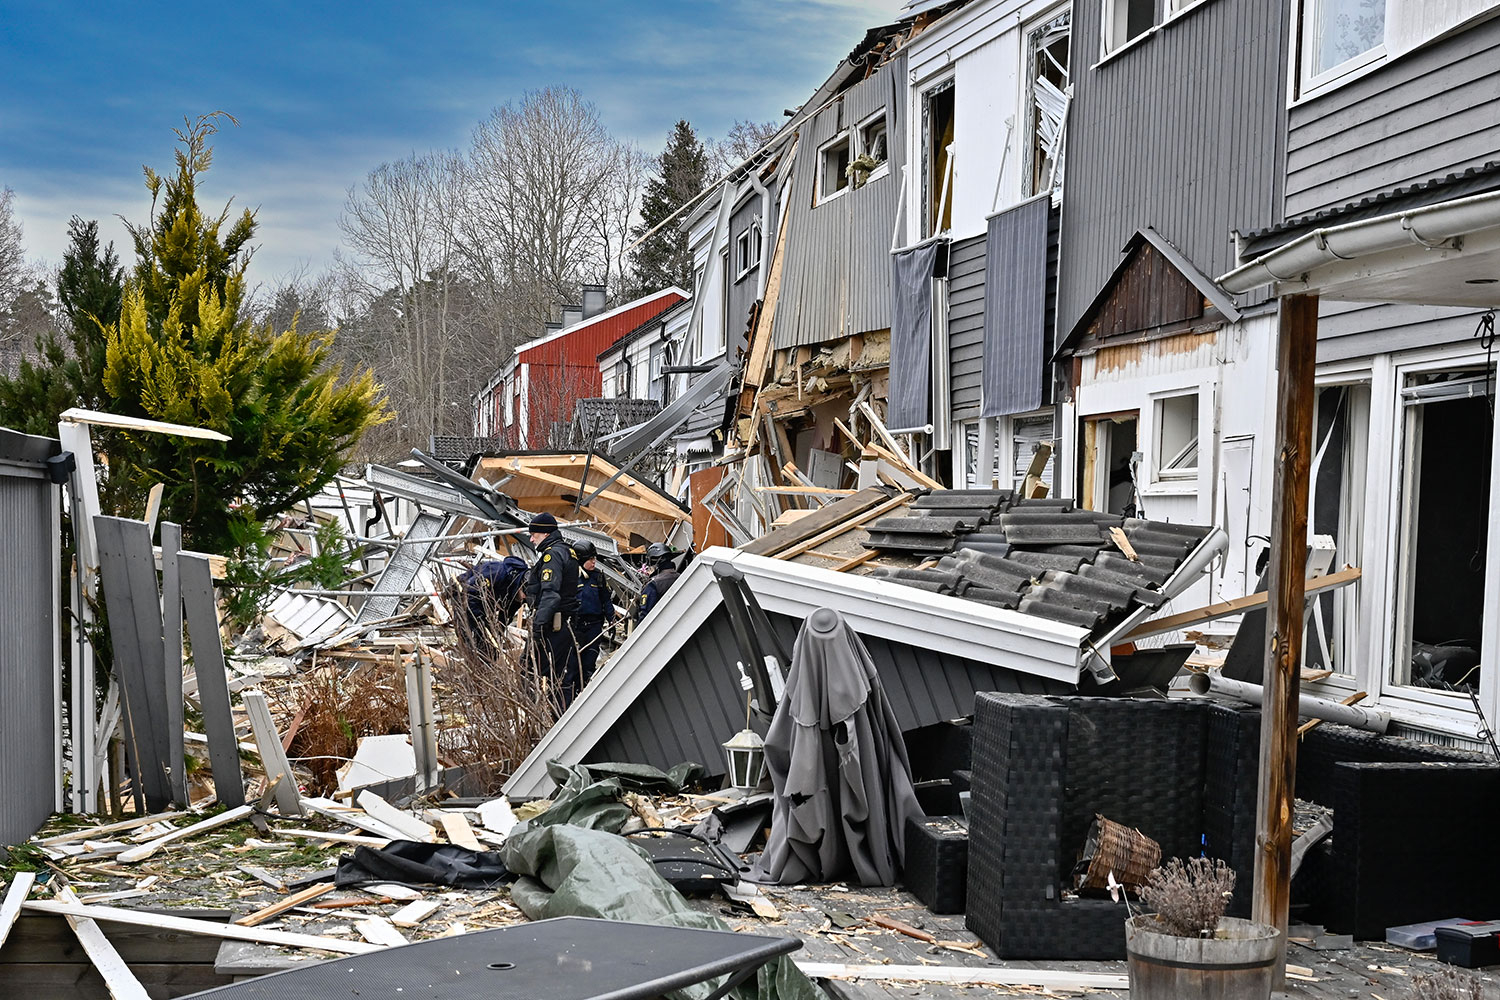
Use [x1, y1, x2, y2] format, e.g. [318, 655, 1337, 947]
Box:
[1253, 291, 1318, 988]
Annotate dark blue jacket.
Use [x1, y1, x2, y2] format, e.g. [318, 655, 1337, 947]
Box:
[576, 567, 614, 621]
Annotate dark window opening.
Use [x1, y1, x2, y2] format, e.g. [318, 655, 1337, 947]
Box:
[924, 84, 956, 236]
[819, 135, 852, 203]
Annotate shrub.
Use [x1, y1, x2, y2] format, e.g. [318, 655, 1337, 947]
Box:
[1410, 967, 1486, 1000]
[1139, 856, 1237, 937]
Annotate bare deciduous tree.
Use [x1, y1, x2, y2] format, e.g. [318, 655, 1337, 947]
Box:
[710, 118, 784, 172]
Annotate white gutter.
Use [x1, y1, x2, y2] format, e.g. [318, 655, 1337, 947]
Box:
[503, 546, 1089, 797]
[1219, 189, 1500, 294]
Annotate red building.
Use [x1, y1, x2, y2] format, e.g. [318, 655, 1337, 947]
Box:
[474, 286, 687, 449]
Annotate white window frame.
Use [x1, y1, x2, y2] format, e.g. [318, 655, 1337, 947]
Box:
[815, 131, 853, 206]
[855, 110, 892, 186]
[1298, 0, 1388, 95]
[1151, 389, 1201, 483]
[1101, 0, 1160, 56]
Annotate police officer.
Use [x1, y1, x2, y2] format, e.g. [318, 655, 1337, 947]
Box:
[522, 512, 581, 706]
[635, 542, 681, 625]
[572, 540, 615, 686]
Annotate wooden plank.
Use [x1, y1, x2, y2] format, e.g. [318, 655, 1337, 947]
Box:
[52, 888, 151, 1000]
[434, 812, 483, 852]
[796, 962, 1128, 990]
[0, 872, 35, 952]
[272, 827, 392, 848]
[24, 899, 379, 956]
[864, 443, 945, 490]
[356, 790, 435, 842]
[159, 521, 188, 807]
[1108, 526, 1139, 561]
[1118, 567, 1361, 642]
[739, 487, 891, 556]
[234, 883, 335, 927]
[831, 550, 880, 573]
[117, 804, 254, 863]
[59, 407, 231, 441]
[777, 493, 914, 561]
[243, 691, 302, 816]
[298, 798, 406, 841]
[390, 900, 442, 928]
[179, 553, 246, 809]
[1255, 291, 1319, 990]
[35, 811, 190, 846]
[0, 908, 232, 965]
[744, 164, 795, 392]
[503, 458, 687, 522]
[92, 516, 173, 811]
[355, 917, 408, 947]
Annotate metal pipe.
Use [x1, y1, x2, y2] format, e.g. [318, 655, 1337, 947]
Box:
[1187, 671, 1391, 733]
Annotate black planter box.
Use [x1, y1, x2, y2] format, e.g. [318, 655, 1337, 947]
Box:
[904, 815, 969, 914]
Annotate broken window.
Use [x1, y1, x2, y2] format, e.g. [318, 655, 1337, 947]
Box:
[1104, 0, 1156, 52]
[1025, 10, 1071, 198]
[1391, 370, 1492, 694]
[861, 115, 888, 167]
[1012, 415, 1056, 493]
[922, 81, 956, 237]
[1307, 384, 1370, 675]
[817, 133, 852, 204]
[1153, 392, 1199, 481]
[1082, 413, 1140, 516]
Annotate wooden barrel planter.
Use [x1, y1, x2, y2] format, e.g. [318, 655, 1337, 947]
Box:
[1125, 915, 1280, 1000]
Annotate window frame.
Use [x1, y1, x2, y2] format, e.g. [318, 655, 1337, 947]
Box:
[1151, 390, 1201, 483]
[1101, 0, 1160, 56]
[855, 110, 892, 186]
[815, 131, 853, 206]
[1293, 0, 1390, 99]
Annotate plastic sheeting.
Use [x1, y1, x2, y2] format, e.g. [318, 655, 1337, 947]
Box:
[501, 761, 825, 1000]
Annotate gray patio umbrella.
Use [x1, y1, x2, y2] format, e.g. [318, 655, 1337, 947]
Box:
[750, 607, 923, 886]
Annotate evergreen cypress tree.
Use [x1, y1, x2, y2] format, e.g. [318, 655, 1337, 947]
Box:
[102, 115, 387, 553]
[0, 218, 124, 436]
[630, 120, 709, 295]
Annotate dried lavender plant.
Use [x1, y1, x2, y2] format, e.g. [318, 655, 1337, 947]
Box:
[1138, 857, 1237, 937]
[1410, 967, 1487, 1000]
[438, 579, 561, 794]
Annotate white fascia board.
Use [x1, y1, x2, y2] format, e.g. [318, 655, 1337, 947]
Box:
[512, 287, 689, 355]
[906, 0, 1046, 78]
[503, 546, 1088, 797]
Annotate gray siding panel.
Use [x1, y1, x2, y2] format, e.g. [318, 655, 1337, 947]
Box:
[1286, 19, 1500, 219]
[949, 234, 987, 420]
[0, 463, 57, 844]
[773, 52, 908, 350]
[726, 193, 764, 348]
[982, 197, 1050, 418]
[1058, 0, 1288, 340]
[1315, 300, 1489, 362]
[588, 607, 1067, 778]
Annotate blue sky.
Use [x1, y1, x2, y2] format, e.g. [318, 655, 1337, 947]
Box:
[1, 1, 895, 283]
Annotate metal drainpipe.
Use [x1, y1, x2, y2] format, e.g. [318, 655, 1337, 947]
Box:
[748, 169, 772, 301]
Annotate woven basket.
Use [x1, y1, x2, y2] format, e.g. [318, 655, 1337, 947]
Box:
[1075, 814, 1161, 892]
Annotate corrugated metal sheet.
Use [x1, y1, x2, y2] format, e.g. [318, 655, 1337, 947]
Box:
[587, 606, 1067, 778]
[773, 51, 908, 350]
[1058, 0, 1287, 339]
[982, 196, 1050, 417]
[727, 193, 764, 351]
[1281, 18, 1500, 361]
[0, 444, 58, 843]
[948, 234, 986, 420]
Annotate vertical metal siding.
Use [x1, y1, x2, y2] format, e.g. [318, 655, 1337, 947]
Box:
[0, 467, 57, 843]
[1058, 0, 1288, 340]
[587, 606, 1068, 778]
[773, 52, 908, 350]
[982, 197, 1051, 418]
[727, 194, 764, 349]
[948, 234, 987, 420]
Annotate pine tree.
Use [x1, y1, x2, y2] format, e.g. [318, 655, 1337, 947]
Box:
[630, 120, 709, 295]
[0, 218, 124, 436]
[102, 114, 387, 553]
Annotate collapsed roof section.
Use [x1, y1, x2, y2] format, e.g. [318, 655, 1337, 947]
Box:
[504, 496, 1226, 796]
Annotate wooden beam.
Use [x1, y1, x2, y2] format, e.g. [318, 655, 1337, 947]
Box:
[117, 804, 254, 863]
[831, 550, 881, 573]
[1118, 567, 1360, 642]
[777, 493, 914, 561]
[54, 887, 151, 1000]
[25, 898, 380, 956]
[356, 790, 435, 842]
[497, 463, 686, 522]
[242, 691, 302, 817]
[795, 962, 1127, 991]
[0, 872, 35, 952]
[865, 442, 945, 490]
[1254, 291, 1318, 990]
[235, 882, 335, 927]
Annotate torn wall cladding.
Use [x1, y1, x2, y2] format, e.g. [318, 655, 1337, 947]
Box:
[773, 50, 908, 350]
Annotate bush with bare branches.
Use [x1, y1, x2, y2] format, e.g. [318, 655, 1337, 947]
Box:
[287, 660, 411, 794]
[438, 580, 562, 794]
[1139, 857, 1237, 937]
